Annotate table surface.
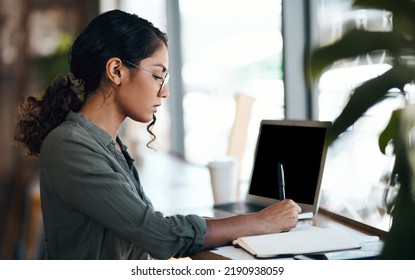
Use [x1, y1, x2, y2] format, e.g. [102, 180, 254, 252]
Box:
[135, 149, 385, 260]
[190, 208, 385, 260]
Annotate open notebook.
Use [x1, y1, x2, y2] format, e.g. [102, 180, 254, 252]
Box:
[232, 226, 361, 259]
[214, 119, 331, 219]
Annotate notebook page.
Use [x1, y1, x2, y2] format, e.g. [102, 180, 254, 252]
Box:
[232, 227, 361, 258]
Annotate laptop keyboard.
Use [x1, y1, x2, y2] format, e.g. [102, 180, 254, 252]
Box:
[214, 202, 266, 214]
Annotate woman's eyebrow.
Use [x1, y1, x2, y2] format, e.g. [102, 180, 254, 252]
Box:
[153, 63, 167, 72]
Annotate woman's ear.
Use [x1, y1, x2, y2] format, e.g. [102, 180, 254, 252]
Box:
[106, 58, 123, 86]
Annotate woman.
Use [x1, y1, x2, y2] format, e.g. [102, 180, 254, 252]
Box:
[14, 9, 301, 259]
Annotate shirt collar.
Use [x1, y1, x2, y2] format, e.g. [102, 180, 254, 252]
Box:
[66, 111, 115, 148]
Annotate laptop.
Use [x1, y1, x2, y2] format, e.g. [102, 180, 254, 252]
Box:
[214, 119, 331, 219]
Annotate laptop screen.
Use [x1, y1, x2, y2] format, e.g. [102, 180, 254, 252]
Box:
[248, 120, 330, 208]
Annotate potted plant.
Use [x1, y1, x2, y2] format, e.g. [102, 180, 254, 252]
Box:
[309, 0, 415, 259]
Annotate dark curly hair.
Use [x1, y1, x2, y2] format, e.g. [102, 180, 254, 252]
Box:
[14, 9, 168, 156]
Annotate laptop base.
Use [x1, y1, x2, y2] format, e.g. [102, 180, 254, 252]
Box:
[214, 202, 265, 214]
[213, 201, 314, 220]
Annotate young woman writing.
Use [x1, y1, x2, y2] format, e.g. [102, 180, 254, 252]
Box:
[14, 9, 301, 259]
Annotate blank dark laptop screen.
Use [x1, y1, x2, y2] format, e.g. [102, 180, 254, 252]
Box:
[248, 122, 327, 204]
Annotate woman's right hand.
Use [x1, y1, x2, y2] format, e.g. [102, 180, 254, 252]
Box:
[256, 199, 302, 234]
[204, 199, 302, 249]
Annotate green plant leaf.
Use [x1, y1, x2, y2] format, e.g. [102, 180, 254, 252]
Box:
[309, 0, 415, 259]
[379, 109, 401, 154]
[380, 104, 415, 259]
[327, 65, 415, 145]
[309, 30, 408, 81]
[396, 105, 415, 203]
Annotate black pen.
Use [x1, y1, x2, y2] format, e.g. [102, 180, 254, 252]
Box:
[277, 162, 286, 200]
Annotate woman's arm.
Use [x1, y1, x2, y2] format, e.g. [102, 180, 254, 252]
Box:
[203, 199, 301, 249]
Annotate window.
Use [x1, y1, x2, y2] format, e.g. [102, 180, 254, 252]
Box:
[180, 0, 284, 183]
[314, 0, 405, 231]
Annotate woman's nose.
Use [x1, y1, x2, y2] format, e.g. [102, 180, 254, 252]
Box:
[158, 85, 169, 98]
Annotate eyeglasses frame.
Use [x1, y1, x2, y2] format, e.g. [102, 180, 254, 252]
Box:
[123, 60, 170, 94]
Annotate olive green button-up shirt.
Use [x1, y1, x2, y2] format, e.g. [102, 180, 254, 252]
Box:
[39, 111, 207, 259]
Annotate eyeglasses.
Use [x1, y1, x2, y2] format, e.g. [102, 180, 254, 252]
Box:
[123, 60, 170, 94]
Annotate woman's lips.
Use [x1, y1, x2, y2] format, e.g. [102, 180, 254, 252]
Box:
[153, 104, 161, 112]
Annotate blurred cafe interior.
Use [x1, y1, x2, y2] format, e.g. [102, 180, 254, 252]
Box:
[0, 0, 404, 259]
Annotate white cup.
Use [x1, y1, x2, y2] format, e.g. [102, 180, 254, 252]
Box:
[207, 157, 238, 205]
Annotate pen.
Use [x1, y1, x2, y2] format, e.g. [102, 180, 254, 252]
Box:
[277, 162, 286, 200]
